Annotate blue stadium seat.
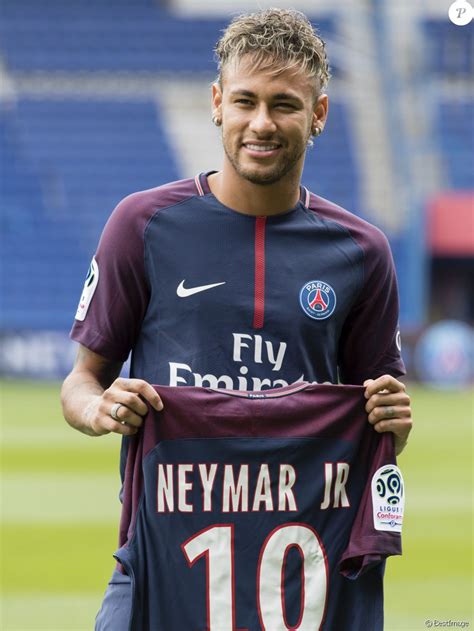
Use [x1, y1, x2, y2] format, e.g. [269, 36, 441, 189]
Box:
[1, 98, 180, 330]
[303, 102, 361, 215]
[0, 2, 336, 74]
[422, 19, 473, 77]
[437, 99, 474, 189]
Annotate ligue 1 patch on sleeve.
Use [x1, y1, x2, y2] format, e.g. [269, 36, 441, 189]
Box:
[371, 465, 404, 532]
[75, 257, 99, 321]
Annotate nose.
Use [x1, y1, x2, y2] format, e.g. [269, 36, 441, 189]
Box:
[248, 104, 277, 136]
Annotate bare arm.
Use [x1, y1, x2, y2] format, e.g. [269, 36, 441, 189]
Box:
[61, 345, 163, 437]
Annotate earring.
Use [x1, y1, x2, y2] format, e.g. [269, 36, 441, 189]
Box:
[212, 116, 222, 127]
[312, 127, 322, 137]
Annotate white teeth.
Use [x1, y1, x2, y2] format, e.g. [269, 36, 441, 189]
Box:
[245, 144, 278, 151]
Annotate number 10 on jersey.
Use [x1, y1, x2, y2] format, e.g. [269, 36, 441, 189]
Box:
[181, 522, 328, 630]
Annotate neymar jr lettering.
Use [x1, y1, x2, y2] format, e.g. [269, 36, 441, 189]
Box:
[156, 460, 350, 513]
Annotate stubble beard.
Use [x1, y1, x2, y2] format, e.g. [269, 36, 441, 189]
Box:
[222, 130, 310, 186]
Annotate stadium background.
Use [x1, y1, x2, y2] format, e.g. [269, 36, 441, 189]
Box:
[0, 0, 472, 628]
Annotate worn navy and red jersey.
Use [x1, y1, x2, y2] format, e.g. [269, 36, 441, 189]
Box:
[70, 174, 405, 629]
[71, 172, 405, 390]
[116, 383, 403, 631]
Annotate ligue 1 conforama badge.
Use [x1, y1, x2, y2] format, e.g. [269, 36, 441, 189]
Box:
[75, 257, 99, 321]
[299, 280, 337, 320]
[371, 465, 405, 533]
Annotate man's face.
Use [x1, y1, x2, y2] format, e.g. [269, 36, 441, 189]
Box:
[213, 57, 326, 186]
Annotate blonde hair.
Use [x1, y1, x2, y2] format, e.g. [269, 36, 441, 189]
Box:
[215, 8, 331, 94]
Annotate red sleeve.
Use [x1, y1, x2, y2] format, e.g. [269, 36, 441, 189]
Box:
[70, 191, 154, 362]
[339, 432, 403, 578]
[308, 194, 406, 384]
[338, 229, 405, 383]
[70, 179, 198, 361]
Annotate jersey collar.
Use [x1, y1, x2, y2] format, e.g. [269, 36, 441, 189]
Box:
[195, 172, 310, 209]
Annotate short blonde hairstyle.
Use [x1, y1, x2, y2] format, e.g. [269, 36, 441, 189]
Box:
[215, 8, 331, 94]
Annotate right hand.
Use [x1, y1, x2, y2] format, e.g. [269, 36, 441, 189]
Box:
[85, 378, 163, 436]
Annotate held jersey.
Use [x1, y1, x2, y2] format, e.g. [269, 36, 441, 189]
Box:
[70, 172, 405, 389]
[115, 383, 404, 631]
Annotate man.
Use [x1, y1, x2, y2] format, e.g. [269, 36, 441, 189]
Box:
[61, 8, 412, 629]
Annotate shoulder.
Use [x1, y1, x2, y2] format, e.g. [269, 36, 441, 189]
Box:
[307, 192, 392, 264]
[110, 177, 199, 227]
[98, 177, 199, 249]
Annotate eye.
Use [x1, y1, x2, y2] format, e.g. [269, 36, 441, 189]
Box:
[275, 102, 297, 110]
[235, 98, 253, 106]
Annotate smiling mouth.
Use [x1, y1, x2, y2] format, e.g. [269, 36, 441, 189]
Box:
[243, 142, 282, 153]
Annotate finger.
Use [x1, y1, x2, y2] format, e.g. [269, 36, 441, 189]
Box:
[114, 378, 163, 411]
[103, 389, 149, 419]
[364, 375, 406, 398]
[109, 419, 139, 436]
[93, 413, 139, 437]
[116, 391, 149, 417]
[365, 392, 411, 414]
[368, 405, 411, 425]
[100, 396, 145, 428]
[109, 404, 145, 429]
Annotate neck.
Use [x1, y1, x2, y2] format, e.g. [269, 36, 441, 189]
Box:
[208, 165, 302, 217]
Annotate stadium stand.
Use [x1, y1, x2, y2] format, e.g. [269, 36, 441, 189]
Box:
[421, 18, 473, 191]
[422, 19, 473, 77]
[1, 98, 180, 329]
[303, 102, 360, 214]
[0, 3, 335, 74]
[438, 98, 474, 190]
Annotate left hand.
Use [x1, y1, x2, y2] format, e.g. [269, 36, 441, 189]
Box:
[364, 374, 412, 456]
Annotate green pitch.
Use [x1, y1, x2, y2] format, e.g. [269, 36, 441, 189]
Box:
[1, 380, 472, 630]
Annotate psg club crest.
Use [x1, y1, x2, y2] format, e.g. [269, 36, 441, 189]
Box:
[299, 280, 336, 321]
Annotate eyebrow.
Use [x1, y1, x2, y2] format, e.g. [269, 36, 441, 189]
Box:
[229, 89, 303, 104]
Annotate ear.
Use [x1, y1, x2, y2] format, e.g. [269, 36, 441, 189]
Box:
[212, 82, 223, 118]
[312, 94, 329, 131]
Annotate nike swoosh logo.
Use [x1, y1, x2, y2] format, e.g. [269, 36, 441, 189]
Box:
[177, 280, 226, 298]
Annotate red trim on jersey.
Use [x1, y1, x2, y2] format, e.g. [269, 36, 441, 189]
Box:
[194, 174, 205, 196]
[253, 217, 266, 329]
[303, 187, 310, 208]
